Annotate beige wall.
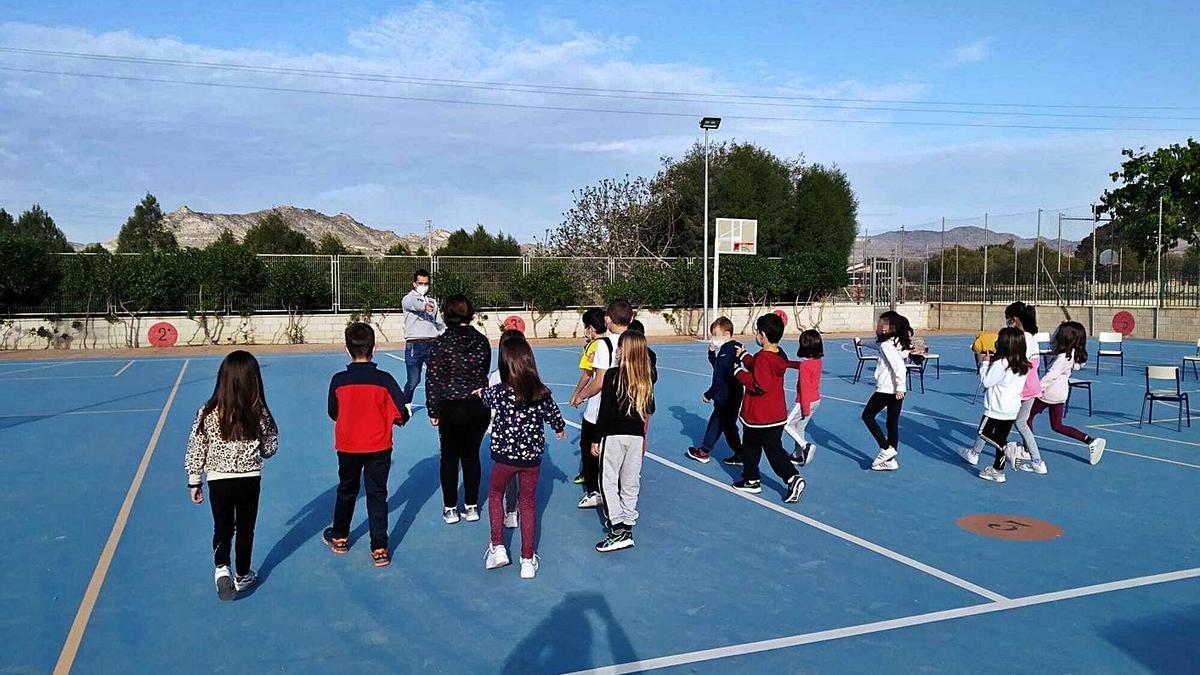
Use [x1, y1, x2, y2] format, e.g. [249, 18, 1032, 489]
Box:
[930, 303, 1199, 342]
[0, 302, 931, 351]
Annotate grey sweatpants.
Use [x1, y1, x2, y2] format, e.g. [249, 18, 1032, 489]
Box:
[600, 434, 644, 529]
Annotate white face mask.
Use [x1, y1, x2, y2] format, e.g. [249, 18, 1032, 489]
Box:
[710, 336, 727, 348]
[415, 284, 429, 295]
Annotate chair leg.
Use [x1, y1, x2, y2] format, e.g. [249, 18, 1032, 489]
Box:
[935, 358, 940, 379]
[919, 369, 925, 394]
[1096, 355, 1100, 375]
[1139, 395, 1146, 428]
[853, 360, 863, 384]
[1178, 400, 1183, 433]
[1186, 394, 1192, 428]
[1120, 354, 1124, 377]
[1087, 387, 1093, 417]
[1149, 398, 1155, 426]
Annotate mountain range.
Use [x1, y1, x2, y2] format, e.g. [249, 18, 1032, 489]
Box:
[100, 205, 453, 254]
[854, 225, 1081, 259]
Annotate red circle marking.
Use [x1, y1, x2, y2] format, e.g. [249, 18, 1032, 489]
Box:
[1112, 311, 1136, 336]
[147, 322, 178, 348]
[773, 309, 789, 327]
[502, 315, 527, 334]
[957, 514, 1063, 541]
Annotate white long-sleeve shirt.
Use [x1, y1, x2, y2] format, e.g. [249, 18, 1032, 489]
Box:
[1038, 353, 1080, 404]
[861, 338, 909, 395]
[980, 359, 1025, 420]
[402, 289, 446, 341]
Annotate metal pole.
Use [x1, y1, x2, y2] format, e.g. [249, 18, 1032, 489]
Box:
[939, 216, 945, 303]
[1091, 204, 1097, 305]
[983, 212, 989, 304]
[955, 244, 960, 303]
[1034, 209, 1041, 304]
[702, 128, 710, 336]
[1158, 195, 1164, 309]
[1056, 212, 1063, 273]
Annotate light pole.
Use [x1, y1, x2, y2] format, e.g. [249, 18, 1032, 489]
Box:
[700, 117, 721, 337]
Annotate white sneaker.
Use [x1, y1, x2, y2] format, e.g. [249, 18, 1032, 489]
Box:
[214, 565, 235, 601]
[485, 544, 510, 570]
[504, 511, 519, 529]
[1017, 459, 1048, 475]
[443, 507, 460, 524]
[463, 505, 480, 522]
[871, 447, 898, 471]
[1088, 437, 1107, 465]
[520, 555, 540, 579]
[1004, 442, 1025, 469]
[979, 466, 1006, 483]
[233, 569, 257, 592]
[957, 447, 980, 466]
[577, 492, 603, 509]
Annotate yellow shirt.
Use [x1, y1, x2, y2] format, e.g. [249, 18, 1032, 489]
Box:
[578, 339, 598, 370]
[972, 331, 998, 353]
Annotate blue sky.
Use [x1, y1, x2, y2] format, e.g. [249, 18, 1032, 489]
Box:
[1, 0, 1197, 244]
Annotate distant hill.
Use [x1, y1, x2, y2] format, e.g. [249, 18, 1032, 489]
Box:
[101, 205, 454, 254]
[855, 225, 1080, 259]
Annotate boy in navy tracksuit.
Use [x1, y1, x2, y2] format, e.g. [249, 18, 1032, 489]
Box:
[732, 313, 806, 504]
[323, 323, 410, 567]
[687, 316, 743, 466]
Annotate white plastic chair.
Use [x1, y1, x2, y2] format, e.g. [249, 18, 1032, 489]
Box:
[1096, 331, 1124, 376]
[1140, 365, 1191, 431]
[1182, 339, 1200, 380]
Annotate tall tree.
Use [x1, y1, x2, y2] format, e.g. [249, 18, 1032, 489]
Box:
[12, 204, 72, 252]
[385, 241, 413, 256]
[0, 208, 13, 231]
[317, 232, 350, 256]
[438, 224, 521, 256]
[211, 229, 239, 247]
[243, 212, 317, 254]
[1099, 139, 1199, 261]
[116, 193, 177, 254]
[791, 164, 859, 261]
[551, 175, 672, 258]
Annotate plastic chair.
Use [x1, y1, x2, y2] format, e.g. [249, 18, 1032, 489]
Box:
[852, 340, 878, 384]
[1182, 339, 1200, 380]
[1066, 379, 1092, 417]
[906, 357, 929, 394]
[1139, 365, 1191, 431]
[1096, 332, 1124, 375]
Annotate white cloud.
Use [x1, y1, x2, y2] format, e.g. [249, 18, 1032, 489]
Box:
[948, 38, 993, 66]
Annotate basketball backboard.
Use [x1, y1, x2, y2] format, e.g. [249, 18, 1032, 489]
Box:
[715, 218, 757, 255]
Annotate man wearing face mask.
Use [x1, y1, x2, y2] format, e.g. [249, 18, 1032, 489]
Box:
[402, 269, 446, 404]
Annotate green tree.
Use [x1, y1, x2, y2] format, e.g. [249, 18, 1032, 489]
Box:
[438, 224, 521, 256]
[508, 261, 579, 337]
[317, 232, 350, 256]
[11, 204, 72, 252]
[1099, 139, 1200, 262]
[550, 175, 670, 257]
[266, 258, 331, 343]
[0, 208, 13, 231]
[212, 229, 239, 247]
[116, 193, 177, 254]
[0, 234, 61, 313]
[80, 243, 108, 254]
[791, 164, 859, 261]
[243, 212, 317, 254]
[385, 241, 413, 256]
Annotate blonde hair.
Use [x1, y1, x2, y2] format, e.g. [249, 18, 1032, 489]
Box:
[617, 331, 654, 420]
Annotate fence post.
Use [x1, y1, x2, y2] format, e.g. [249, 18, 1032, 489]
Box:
[331, 255, 340, 313]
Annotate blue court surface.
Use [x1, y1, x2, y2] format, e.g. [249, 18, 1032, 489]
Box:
[1, 335, 1198, 674]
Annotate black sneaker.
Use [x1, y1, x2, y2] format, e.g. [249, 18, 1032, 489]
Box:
[595, 529, 634, 553]
[721, 455, 743, 467]
[322, 527, 349, 554]
[686, 447, 711, 464]
[789, 448, 805, 467]
[572, 472, 586, 485]
[784, 474, 806, 503]
[732, 479, 762, 494]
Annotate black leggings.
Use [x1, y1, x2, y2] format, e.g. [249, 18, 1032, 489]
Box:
[579, 419, 600, 493]
[862, 392, 903, 451]
[437, 397, 490, 508]
[208, 476, 260, 576]
[978, 416, 1015, 470]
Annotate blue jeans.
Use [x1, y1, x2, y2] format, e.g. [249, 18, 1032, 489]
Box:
[403, 340, 434, 403]
[701, 400, 742, 456]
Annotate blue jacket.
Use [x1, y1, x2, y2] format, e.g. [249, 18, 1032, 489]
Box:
[704, 340, 743, 406]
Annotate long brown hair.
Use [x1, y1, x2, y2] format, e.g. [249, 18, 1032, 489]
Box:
[617, 331, 654, 420]
[994, 327, 1031, 376]
[199, 351, 276, 442]
[499, 337, 551, 406]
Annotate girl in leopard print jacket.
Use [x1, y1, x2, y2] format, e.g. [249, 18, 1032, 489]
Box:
[184, 351, 278, 601]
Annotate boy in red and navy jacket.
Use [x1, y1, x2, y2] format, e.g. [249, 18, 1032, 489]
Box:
[732, 313, 806, 504]
[323, 323, 410, 567]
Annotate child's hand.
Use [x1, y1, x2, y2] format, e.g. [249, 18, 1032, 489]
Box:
[735, 346, 746, 358]
[895, 391, 906, 400]
[708, 341, 716, 353]
[590, 442, 600, 457]
[190, 486, 204, 504]
[471, 388, 482, 397]
[425, 302, 436, 313]
[555, 429, 567, 441]
[430, 418, 440, 427]
[701, 394, 711, 404]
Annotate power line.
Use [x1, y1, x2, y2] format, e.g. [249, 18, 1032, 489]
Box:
[0, 65, 1193, 133]
[1, 47, 1197, 121]
[3, 45, 1199, 113]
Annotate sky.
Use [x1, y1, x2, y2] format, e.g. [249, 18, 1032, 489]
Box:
[0, 0, 1197, 244]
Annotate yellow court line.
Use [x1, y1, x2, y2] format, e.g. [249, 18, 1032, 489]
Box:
[53, 359, 190, 675]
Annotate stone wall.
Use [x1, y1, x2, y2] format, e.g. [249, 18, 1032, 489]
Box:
[0, 302, 930, 351]
[930, 303, 1200, 342]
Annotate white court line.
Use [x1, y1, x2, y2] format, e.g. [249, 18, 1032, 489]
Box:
[820, 394, 1200, 470]
[565, 567, 1200, 675]
[53, 360, 189, 675]
[383, 353, 406, 363]
[0, 408, 160, 419]
[112, 361, 133, 377]
[0, 374, 128, 382]
[1082, 425, 1200, 450]
[641, 451, 1005, 602]
[0, 362, 66, 377]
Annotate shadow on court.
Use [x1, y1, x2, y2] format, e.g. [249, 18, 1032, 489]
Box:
[500, 592, 637, 674]
[1101, 604, 1200, 675]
